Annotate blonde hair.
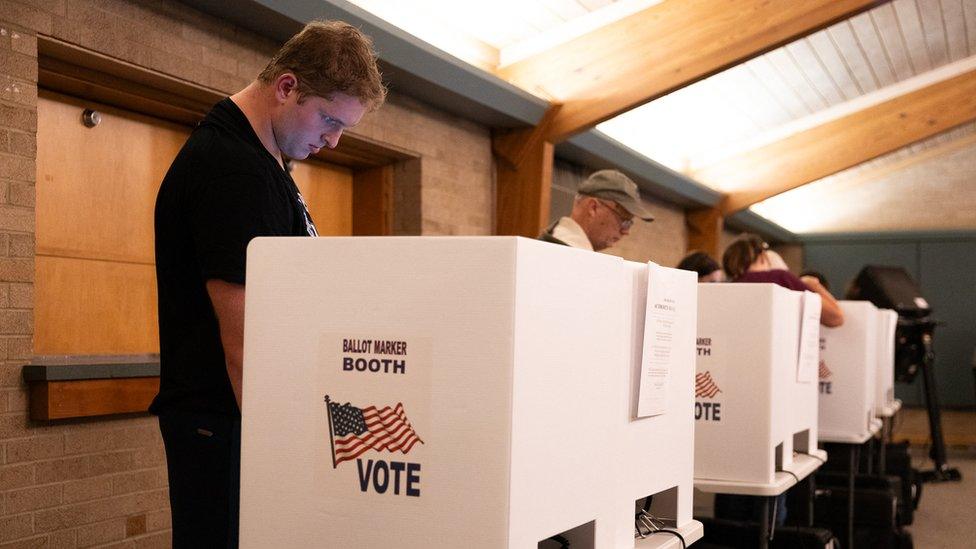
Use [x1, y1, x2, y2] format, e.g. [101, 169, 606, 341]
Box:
[258, 21, 386, 111]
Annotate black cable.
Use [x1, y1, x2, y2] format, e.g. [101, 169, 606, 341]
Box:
[795, 451, 827, 465]
[643, 528, 686, 549]
[781, 469, 802, 485]
[635, 507, 685, 548]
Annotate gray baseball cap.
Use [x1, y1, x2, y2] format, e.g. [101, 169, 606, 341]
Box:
[578, 169, 654, 221]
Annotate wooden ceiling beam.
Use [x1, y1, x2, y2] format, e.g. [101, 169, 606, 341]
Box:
[497, 0, 884, 144]
[686, 205, 725, 260]
[698, 64, 976, 214]
[492, 106, 563, 237]
[811, 129, 976, 194]
[493, 126, 555, 237]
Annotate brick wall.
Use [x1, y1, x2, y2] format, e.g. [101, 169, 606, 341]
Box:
[602, 199, 689, 268]
[354, 94, 494, 236]
[0, 0, 493, 547]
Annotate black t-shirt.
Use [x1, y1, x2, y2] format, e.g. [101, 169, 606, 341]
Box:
[150, 98, 317, 417]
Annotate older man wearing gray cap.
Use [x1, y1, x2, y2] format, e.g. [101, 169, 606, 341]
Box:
[539, 169, 654, 251]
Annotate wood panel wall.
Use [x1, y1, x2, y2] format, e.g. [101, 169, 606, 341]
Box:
[291, 161, 354, 236]
[35, 91, 352, 355]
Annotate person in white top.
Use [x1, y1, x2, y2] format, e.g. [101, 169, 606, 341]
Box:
[538, 169, 654, 251]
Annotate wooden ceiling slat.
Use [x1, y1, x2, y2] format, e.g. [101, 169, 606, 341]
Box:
[874, 3, 919, 79]
[828, 22, 882, 93]
[942, 0, 970, 61]
[807, 30, 864, 100]
[766, 47, 828, 113]
[917, 0, 950, 66]
[848, 12, 899, 86]
[745, 57, 810, 120]
[965, 0, 976, 55]
[788, 38, 848, 107]
[893, 0, 934, 73]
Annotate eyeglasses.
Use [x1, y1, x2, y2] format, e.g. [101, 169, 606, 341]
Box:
[597, 200, 634, 230]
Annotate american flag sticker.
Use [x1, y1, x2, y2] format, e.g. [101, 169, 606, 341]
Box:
[819, 360, 832, 380]
[324, 396, 424, 468]
[695, 371, 722, 398]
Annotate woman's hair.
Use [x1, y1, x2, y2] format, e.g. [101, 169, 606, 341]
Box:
[800, 270, 831, 292]
[677, 251, 721, 279]
[722, 234, 768, 280]
[258, 21, 387, 111]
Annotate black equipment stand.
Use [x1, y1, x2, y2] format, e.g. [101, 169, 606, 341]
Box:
[917, 332, 962, 483]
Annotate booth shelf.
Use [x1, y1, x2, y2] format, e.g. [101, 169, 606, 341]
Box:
[878, 399, 902, 418]
[694, 452, 826, 497]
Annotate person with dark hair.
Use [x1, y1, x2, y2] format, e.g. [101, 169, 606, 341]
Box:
[151, 20, 386, 548]
[800, 269, 832, 293]
[539, 169, 654, 251]
[677, 250, 724, 282]
[722, 235, 843, 327]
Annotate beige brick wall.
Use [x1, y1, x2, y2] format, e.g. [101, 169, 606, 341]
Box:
[0, 0, 492, 546]
[354, 94, 494, 236]
[603, 199, 689, 268]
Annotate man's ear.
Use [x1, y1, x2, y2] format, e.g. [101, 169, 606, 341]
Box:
[583, 197, 597, 217]
[274, 73, 299, 103]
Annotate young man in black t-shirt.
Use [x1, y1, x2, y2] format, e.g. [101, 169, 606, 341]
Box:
[152, 21, 385, 547]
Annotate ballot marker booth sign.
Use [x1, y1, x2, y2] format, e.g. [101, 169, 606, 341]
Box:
[819, 301, 880, 442]
[694, 284, 818, 485]
[239, 237, 701, 549]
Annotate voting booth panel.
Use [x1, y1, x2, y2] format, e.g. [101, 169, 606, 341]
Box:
[694, 284, 814, 486]
[875, 309, 899, 417]
[790, 291, 822, 461]
[622, 262, 700, 547]
[819, 301, 880, 443]
[239, 237, 699, 549]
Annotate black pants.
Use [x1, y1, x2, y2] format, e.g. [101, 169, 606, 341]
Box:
[158, 411, 241, 549]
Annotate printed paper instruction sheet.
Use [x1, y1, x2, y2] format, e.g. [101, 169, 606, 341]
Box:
[638, 263, 680, 418]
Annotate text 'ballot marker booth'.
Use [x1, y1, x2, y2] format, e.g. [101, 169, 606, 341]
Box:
[819, 301, 882, 444]
[693, 284, 825, 494]
[239, 237, 702, 549]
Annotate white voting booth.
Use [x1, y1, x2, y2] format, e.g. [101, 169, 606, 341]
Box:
[239, 237, 702, 549]
[818, 301, 882, 443]
[693, 284, 824, 493]
[875, 309, 901, 417]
